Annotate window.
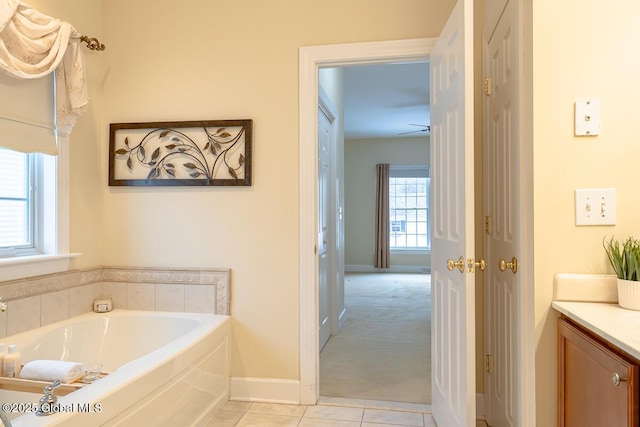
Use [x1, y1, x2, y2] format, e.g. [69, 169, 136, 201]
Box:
[389, 166, 430, 250]
[0, 148, 40, 256]
[0, 74, 75, 281]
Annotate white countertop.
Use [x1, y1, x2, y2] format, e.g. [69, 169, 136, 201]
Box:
[552, 301, 640, 361]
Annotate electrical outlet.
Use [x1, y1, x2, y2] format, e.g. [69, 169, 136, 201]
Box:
[575, 188, 616, 226]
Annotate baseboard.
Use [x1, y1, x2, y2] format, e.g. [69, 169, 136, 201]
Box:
[345, 264, 430, 274]
[230, 377, 301, 404]
[476, 392, 484, 420]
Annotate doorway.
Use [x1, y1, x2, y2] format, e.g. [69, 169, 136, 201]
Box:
[298, 38, 437, 406]
[318, 61, 432, 404]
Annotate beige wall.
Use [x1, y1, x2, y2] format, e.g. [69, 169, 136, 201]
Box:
[97, 0, 456, 382]
[344, 137, 430, 270]
[533, 1, 640, 425]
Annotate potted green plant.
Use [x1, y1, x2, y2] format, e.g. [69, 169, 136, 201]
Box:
[604, 236, 640, 310]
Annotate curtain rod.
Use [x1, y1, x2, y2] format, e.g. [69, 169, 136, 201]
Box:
[79, 35, 105, 51]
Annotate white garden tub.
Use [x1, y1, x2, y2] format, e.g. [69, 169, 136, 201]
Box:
[0, 310, 231, 426]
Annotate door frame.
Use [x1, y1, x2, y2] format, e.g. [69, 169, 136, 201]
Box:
[298, 38, 435, 404]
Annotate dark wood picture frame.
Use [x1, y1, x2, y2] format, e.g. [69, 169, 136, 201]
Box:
[108, 119, 252, 186]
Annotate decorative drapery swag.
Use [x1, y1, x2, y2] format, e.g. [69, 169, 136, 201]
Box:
[0, 0, 88, 153]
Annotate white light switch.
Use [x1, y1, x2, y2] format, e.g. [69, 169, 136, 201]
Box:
[575, 98, 601, 136]
[575, 188, 616, 226]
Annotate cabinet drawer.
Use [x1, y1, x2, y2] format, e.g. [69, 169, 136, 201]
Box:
[558, 318, 639, 427]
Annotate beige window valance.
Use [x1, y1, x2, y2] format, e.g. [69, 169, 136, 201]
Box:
[0, 0, 88, 153]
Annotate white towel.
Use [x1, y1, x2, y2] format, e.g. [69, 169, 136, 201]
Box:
[20, 360, 84, 383]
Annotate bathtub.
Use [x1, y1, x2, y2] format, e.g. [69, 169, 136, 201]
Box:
[0, 310, 231, 426]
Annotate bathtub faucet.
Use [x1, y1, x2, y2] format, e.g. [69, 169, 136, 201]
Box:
[35, 380, 61, 416]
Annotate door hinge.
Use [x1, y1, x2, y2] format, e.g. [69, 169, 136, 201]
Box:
[484, 77, 492, 96]
[485, 354, 493, 373]
[485, 215, 491, 234]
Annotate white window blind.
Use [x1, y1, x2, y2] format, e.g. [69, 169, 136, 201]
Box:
[0, 73, 57, 155]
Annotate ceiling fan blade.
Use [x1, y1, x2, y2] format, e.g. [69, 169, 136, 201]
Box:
[398, 129, 427, 135]
[398, 124, 431, 135]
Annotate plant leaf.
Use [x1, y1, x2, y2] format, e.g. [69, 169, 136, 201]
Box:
[165, 144, 177, 150]
[165, 168, 176, 178]
[115, 148, 128, 155]
[604, 235, 640, 280]
[147, 168, 157, 179]
[124, 137, 130, 147]
[239, 154, 245, 166]
[140, 146, 146, 159]
[184, 163, 197, 169]
[151, 147, 160, 161]
[189, 171, 201, 178]
[228, 167, 237, 179]
[126, 157, 132, 170]
[219, 132, 231, 138]
[159, 130, 170, 138]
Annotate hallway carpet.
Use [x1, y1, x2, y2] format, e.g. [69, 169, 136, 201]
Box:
[320, 273, 431, 404]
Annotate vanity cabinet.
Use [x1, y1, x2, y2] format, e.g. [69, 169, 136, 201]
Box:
[558, 317, 639, 427]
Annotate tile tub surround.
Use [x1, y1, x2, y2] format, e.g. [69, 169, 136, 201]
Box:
[0, 266, 230, 339]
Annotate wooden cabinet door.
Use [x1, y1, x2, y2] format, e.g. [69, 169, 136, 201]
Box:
[558, 318, 639, 427]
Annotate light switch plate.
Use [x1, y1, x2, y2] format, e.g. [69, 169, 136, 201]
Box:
[575, 98, 601, 136]
[575, 188, 616, 226]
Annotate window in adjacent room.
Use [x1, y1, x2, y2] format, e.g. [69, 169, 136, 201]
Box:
[389, 165, 430, 251]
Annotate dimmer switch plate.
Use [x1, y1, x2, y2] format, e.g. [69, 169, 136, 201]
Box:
[575, 188, 616, 226]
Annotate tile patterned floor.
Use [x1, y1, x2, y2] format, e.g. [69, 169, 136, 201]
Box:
[207, 398, 488, 427]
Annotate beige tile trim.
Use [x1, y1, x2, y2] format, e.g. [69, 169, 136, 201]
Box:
[0, 266, 230, 315]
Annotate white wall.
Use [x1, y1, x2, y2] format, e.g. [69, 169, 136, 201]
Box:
[344, 137, 430, 271]
[532, 1, 640, 425]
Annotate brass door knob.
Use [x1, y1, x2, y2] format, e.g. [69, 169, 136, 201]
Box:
[469, 258, 487, 271]
[498, 257, 518, 274]
[447, 256, 465, 273]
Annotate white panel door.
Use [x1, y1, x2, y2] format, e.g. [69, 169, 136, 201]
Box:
[318, 105, 332, 351]
[484, 0, 520, 425]
[430, 1, 476, 426]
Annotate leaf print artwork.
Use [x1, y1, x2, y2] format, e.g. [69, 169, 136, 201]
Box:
[109, 120, 252, 186]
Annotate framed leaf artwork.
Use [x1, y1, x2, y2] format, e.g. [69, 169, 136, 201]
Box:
[108, 119, 252, 186]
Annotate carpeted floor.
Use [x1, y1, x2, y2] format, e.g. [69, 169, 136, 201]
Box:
[319, 273, 431, 404]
